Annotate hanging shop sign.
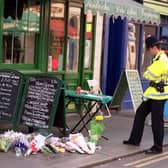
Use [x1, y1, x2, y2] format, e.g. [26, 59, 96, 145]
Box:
[84, 0, 160, 24]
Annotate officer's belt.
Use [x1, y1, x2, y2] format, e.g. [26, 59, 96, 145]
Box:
[149, 81, 167, 93]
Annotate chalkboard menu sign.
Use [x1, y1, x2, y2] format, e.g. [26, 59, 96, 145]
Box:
[0, 69, 23, 124]
[19, 75, 61, 129]
[111, 70, 143, 112]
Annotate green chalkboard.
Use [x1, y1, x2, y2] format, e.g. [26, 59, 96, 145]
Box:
[111, 70, 143, 112]
[110, 71, 128, 109]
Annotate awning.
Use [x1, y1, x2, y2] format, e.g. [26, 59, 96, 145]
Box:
[84, 0, 160, 24]
[144, 0, 168, 16]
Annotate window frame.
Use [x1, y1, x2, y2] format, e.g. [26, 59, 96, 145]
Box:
[48, 1, 66, 72]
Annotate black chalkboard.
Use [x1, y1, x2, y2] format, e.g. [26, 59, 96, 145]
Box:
[18, 75, 62, 130]
[0, 69, 23, 125]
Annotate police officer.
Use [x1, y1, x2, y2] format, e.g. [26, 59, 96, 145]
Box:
[123, 35, 168, 154]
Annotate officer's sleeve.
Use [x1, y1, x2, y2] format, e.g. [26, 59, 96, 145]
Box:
[143, 60, 166, 81]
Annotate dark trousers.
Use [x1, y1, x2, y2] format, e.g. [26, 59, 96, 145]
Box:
[128, 99, 165, 150]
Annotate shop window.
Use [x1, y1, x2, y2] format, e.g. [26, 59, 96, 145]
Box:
[3, 0, 40, 64]
[160, 26, 168, 38]
[48, 2, 65, 72]
[126, 23, 140, 70]
[66, 7, 81, 72]
[160, 26, 168, 55]
[84, 11, 93, 70]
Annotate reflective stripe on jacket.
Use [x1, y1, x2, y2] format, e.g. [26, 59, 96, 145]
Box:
[143, 51, 168, 100]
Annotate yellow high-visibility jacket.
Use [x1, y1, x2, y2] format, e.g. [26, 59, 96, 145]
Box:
[143, 51, 168, 100]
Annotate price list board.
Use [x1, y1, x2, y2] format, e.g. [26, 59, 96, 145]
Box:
[0, 69, 23, 125]
[19, 75, 62, 130]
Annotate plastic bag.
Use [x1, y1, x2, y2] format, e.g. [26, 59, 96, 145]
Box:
[89, 116, 105, 145]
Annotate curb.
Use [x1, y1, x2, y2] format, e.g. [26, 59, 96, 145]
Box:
[79, 143, 168, 168]
[79, 150, 145, 168]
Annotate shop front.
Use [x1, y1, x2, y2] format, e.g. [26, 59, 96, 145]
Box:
[83, 0, 160, 110]
[84, 0, 160, 92]
[0, 0, 160, 105]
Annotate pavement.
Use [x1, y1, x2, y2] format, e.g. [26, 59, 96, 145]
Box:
[1, 111, 168, 168]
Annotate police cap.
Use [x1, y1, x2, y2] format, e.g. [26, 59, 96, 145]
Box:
[145, 35, 159, 50]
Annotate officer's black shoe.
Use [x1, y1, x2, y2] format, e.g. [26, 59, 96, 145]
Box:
[145, 146, 162, 154]
[123, 140, 140, 146]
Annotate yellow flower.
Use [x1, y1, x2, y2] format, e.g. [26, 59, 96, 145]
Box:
[95, 115, 104, 121]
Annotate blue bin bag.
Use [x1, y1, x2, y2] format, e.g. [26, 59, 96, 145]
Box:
[164, 100, 168, 118]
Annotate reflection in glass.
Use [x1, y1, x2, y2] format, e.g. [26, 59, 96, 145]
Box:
[48, 2, 65, 71]
[160, 26, 168, 56]
[66, 7, 81, 72]
[3, 33, 35, 64]
[84, 19, 93, 69]
[3, 0, 40, 32]
[3, 0, 40, 64]
[141, 26, 156, 75]
[126, 23, 139, 70]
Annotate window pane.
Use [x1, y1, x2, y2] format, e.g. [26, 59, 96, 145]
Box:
[20, 3, 40, 32]
[66, 7, 81, 72]
[160, 26, 168, 56]
[24, 33, 35, 64]
[126, 23, 140, 70]
[3, 0, 40, 33]
[3, 33, 35, 64]
[161, 26, 168, 37]
[48, 2, 65, 72]
[141, 26, 156, 75]
[2, 0, 40, 64]
[84, 12, 93, 69]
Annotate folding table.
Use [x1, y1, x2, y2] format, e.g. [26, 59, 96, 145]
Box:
[65, 90, 112, 133]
